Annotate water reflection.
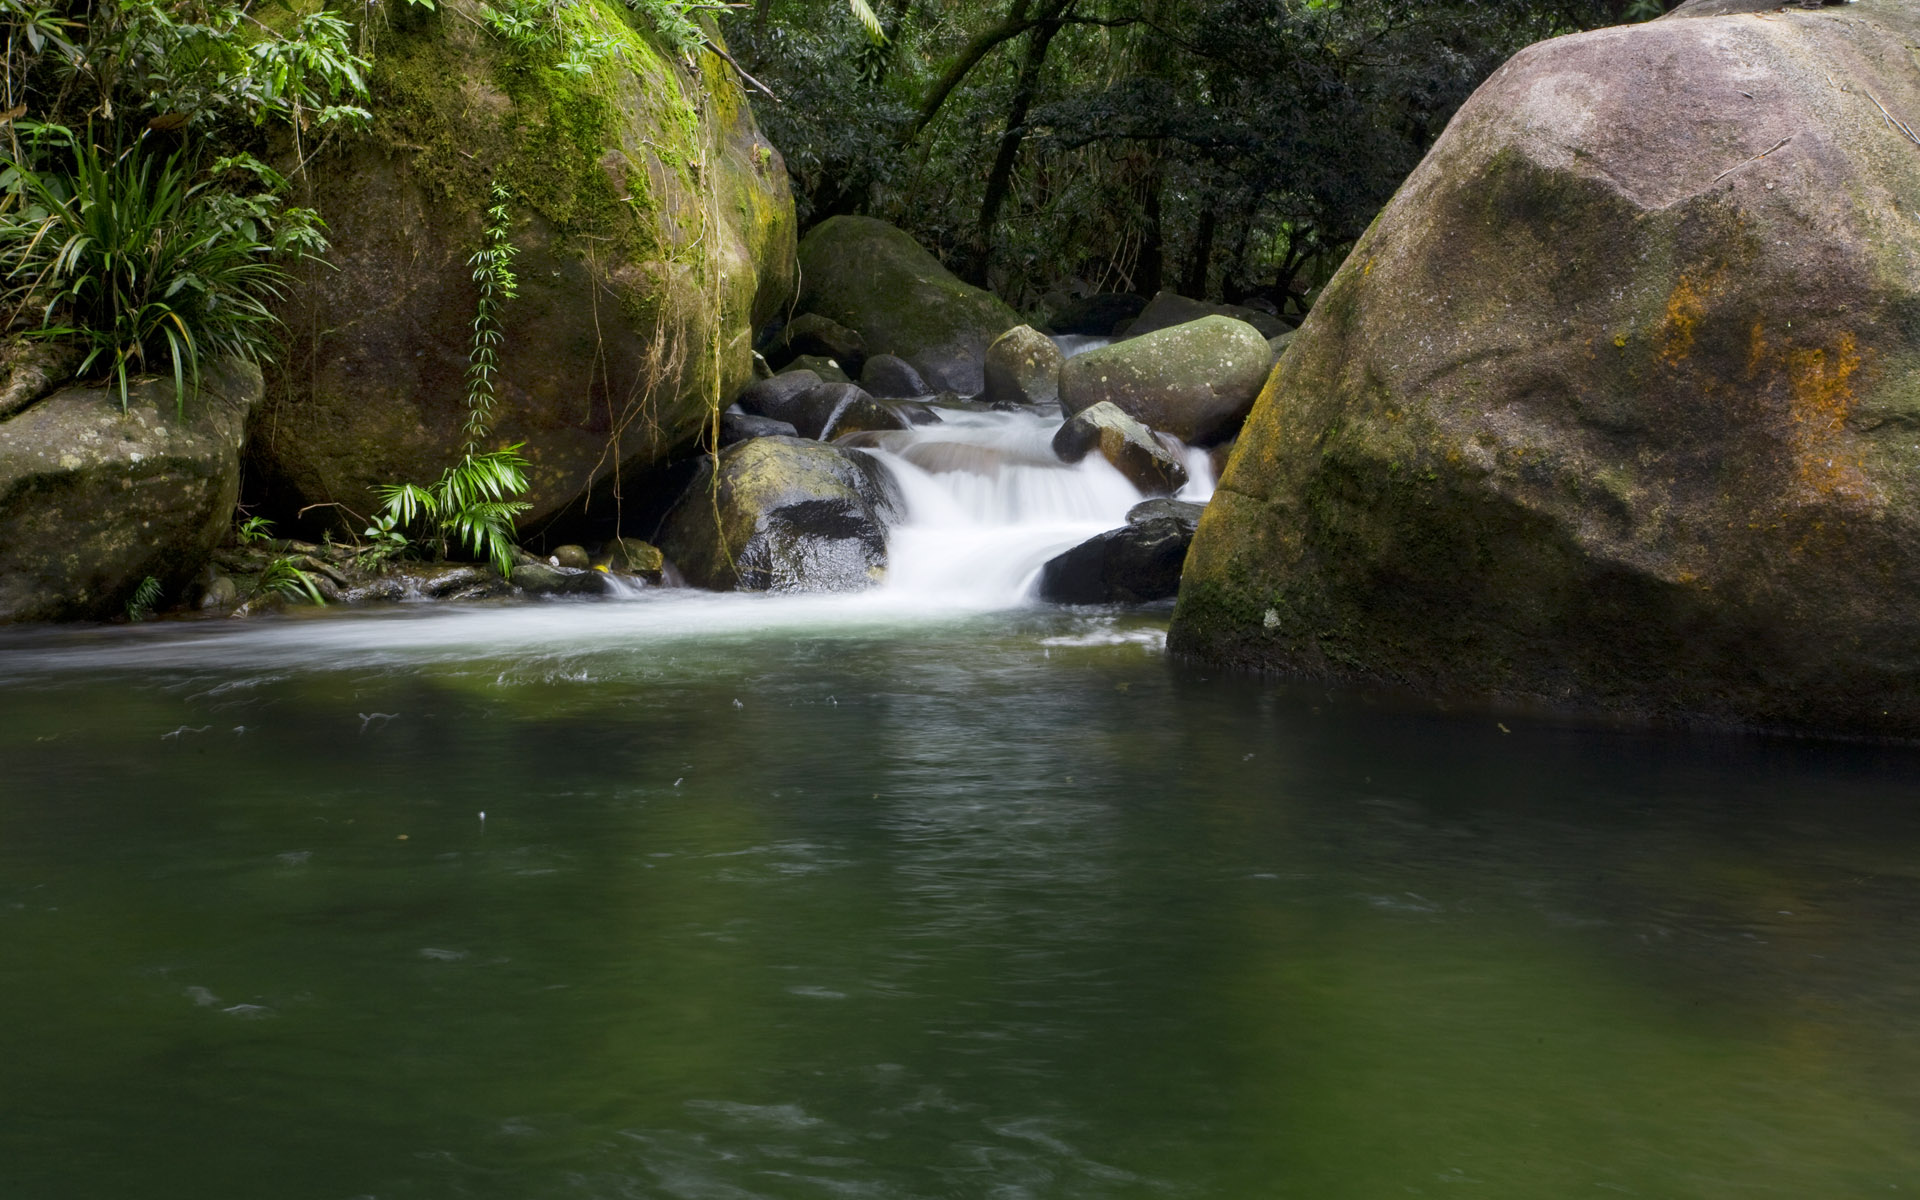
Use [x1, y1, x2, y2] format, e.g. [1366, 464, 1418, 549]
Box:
[2, 607, 1918, 1197]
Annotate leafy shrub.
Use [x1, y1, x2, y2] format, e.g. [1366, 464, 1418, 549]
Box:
[0, 131, 325, 411]
[375, 447, 534, 577]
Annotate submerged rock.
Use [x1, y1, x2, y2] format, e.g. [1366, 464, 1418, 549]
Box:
[1172, 0, 1920, 740]
[982, 325, 1064, 411]
[796, 216, 1020, 394]
[656, 436, 901, 592]
[1059, 315, 1273, 445]
[1039, 515, 1194, 605]
[1053, 402, 1188, 497]
[0, 360, 262, 623]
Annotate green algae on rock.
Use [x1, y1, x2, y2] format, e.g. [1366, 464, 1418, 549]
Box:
[0, 360, 263, 623]
[794, 216, 1019, 396]
[252, 0, 796, 529]
[1169, 0, 1920, 740]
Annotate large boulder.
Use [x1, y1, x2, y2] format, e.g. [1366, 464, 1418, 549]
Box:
[1059, 315, 1273, 445]
[656, 436, 901, 591]
[0, 360, 263, 623]
[796, 216, 1020, 395]
[1171, 0, 1920, 740]
[1126, 290, 1290, 340]
[251, 0, 797, 530]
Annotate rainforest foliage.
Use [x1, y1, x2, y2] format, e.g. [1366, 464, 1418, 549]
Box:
[726, 0, 1671, 315]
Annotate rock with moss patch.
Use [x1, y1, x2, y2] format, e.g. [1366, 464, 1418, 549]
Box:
[982, 325, 1064, 410]
[601, 535, 665, 583]
[0, 360, 263, 623]
[1171, 0, 1920, 740]
[796, 216, 1020, 395]
[656, 436, 901, 592]
[0, 338, 83, 421]
[253, 0, 797, 531]
[1059, 315, 1273, 445]
[1052, 401, 1188, 497]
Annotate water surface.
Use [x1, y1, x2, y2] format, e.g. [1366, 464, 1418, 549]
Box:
[3, 599, 1918, 1198]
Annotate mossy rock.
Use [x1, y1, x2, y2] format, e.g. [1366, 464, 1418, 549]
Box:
[1170, 0, 1920, 740]
[1059, 315, 1273, 445]
[253, 0, 796, 530]
[656, 435, 900, 592]
[0, 360, 263, 623]
[795, 216, 1020, 396]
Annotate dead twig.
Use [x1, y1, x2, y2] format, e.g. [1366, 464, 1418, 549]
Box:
[1712, 135, 1794, 184]
[1863, 88, 1920, 148]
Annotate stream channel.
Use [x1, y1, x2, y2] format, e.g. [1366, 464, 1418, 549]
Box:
[4, 403, 1920, 1197]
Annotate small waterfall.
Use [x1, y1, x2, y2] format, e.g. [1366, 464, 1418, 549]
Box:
[861, 408, 1213, 608]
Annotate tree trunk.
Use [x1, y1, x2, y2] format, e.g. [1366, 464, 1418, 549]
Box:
[1180, 202, 1216, 299]
[966, 11, 1065, 286]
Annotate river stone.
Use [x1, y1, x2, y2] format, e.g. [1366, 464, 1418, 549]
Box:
[797, 216, 1020, 395]
[1052, 401, 1188, 497]
[1171, 0, 1920, 740]
[250, 3, 796, 531]
[1126, 290, 1289, 341]
[1127, 498, 1206, 534]
[550, 544, 591, 569]
[1047, 292, 1146, 337]
[1038, 515, 1193, 605]
[787, 354, 850, 384]
[1059, 315, 1273, 445]
[771, 313, 867, 377]
[735, 371, 821, 427]
[860, 354, 932, 399]
[720, 411, 799, 445]
[512, 561, 607, 596]
[766, 382, 909, 442]
[656, 436, 901, 592]
[601, 535, 665, 583]
[982, 325, 1064, 411]
[0, 360, 263, 624]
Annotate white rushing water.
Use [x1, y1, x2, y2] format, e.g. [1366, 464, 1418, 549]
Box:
[0, 404, 1211, 675]
[863, 408, 1212, 611]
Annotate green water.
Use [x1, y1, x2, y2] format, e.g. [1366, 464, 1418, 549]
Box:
[3, 600, 1918, 1198]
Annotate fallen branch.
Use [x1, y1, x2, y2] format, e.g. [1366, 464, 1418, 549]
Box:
[702, 37, 778, 103]
[1863, 89, 1920, 148]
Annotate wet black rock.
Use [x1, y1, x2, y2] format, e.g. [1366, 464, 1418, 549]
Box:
[1038, 515, 1194, 605]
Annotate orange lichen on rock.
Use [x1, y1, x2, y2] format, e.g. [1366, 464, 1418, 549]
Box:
[1660, 272, 1713, 366]
[1784, 333, 1870, 502]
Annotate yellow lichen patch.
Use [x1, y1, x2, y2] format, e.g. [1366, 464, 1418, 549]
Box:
[1659, 271, 1714, 366]
[1785, 333, 1870, 501]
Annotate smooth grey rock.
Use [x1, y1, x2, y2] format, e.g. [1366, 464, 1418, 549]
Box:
[1052, 401, 1188, 497]
[1059, 315, 1274, 445]
[860, 354, 931, 399]
[0, 359, 263, 624]
[982, 325, 1064, 410]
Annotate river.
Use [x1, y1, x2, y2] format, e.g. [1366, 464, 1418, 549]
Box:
[3, 406, 1918, 1197]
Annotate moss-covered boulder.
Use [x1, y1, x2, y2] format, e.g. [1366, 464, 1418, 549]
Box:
[1058, 315, 1273, 445]
[0, 361, 263, 623]
[1170, 0, 1920, 739]
[795, 216, 1020, 395]
[656, 436, 900, 591]
[252, 0, 795, 530]
[983, 324, 1064, 410]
